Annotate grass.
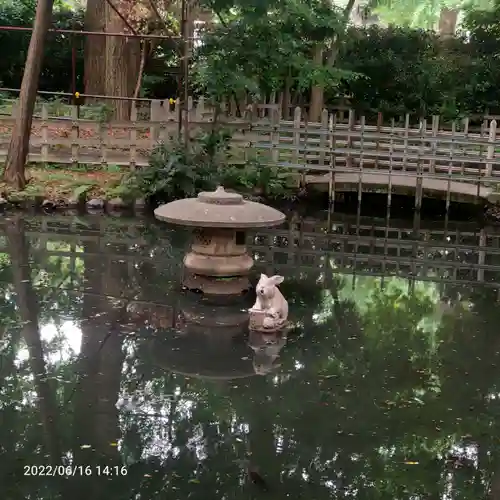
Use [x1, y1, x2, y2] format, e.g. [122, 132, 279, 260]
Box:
[0, 166, 125, 202]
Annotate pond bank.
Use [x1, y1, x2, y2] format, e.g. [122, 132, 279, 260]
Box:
[0, 166, 498, 224]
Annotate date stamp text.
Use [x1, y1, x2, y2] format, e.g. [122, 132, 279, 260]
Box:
[24, 465, 128, 477]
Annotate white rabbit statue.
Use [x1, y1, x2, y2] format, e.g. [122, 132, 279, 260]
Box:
[249, 273, 288, 331]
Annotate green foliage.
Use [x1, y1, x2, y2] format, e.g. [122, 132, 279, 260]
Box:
[193, 0, 358, 101]
[108, 130, 296, 202]
[5, 0, 500, 119]
[333, 22, 500, 118]
[0, 3, 85, 92]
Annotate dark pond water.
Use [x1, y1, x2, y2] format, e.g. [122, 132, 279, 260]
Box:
[1, 212, 500, 499]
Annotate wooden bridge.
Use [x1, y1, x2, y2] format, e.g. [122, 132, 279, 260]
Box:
[0, 214, 498, 291]
[2, 98, 500, 203]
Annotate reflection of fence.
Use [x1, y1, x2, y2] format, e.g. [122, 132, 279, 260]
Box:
[1, 99, 500, 200]
[0, 215, 499, 290]
[251, 217, 500, 288]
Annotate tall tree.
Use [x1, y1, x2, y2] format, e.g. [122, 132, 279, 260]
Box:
[84, 0, 106, 99]
[2, 0, 54, 189]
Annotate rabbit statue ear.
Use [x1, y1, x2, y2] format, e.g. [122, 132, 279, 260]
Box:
[260, 273, 268, 281]
[270, 275, 284, 285]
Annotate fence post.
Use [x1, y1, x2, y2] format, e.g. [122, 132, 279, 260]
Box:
[270, 106, 279, 164]
[460, 117, 469, 175]
[319, 109, 328, 168]
[292, 106, 302, 187]
[415, 118, 427, 211]
[150, 100, 161, 145]
[129, 102, 137, 170]
[402, 114, 410, 171]
[347, 109, 355, 169]
[486, 119, 497, 178]
[194, 97, 205, 121]
[41, 103, 49, 164]
[375, 111, 383, 169]
[430, 115, 439, 174]
[70, 105, 79, 167]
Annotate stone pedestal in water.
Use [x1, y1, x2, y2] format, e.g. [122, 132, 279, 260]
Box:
[154, 186, 286, 295]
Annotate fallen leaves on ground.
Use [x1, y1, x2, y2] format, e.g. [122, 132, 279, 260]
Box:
[0, 167, 125, 202]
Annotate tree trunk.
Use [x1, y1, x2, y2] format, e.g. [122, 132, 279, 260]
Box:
[105, 3, 140, 120]
[308, 45, 324, 123]
[133, 41, 147, 100]
[438, 8, 459, 38]
[6, 216, 62, 465]
[308, 0, 356, 123]
[84, 0, 106, 100]
[3, 0, 54, 189]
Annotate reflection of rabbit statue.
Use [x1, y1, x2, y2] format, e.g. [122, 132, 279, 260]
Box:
[249, 274, 288, 330]
[248, 330, 287, 375]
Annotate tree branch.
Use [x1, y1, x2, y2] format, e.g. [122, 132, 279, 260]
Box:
[327, 0, 357, 66]
[134, 40, 148, 100]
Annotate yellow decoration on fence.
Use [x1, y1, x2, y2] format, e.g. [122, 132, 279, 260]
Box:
[74, 92, 80, 98]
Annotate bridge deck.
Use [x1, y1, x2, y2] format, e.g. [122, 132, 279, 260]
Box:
[305, 172, 492, 201]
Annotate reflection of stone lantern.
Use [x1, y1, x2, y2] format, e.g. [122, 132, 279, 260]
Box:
[179, 291, 250, 337]
[154, 186, 286, 295]
[150, 293, 257, 380]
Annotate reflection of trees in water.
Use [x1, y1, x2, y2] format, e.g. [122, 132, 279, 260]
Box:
[5, 216, 62, 465]
[0, 216, 498, 498]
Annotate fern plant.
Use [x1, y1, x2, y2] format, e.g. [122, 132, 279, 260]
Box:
[109, 129, 296, 203]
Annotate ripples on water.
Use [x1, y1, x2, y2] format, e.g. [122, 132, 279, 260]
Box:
[1, 212, 500, 499]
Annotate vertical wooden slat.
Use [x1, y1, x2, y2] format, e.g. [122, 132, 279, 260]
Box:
[415, 118, 426, 211]
[402, 114, 410, 172]
[375, 111, 382, 169]
[445, 121, 456, 228]
[354, 115, 365, 270]
[301, 107, 309, 188]
[346, 109, 355, 169]
[328, 112, 335, 207]
[41, 103, 49, 163]
[129, 103, 137, 170]
[150, 99, 161, 144]
[318, 109, 328, 168]
[70, 105, 79, 166]
[460, 117, 469, 175]
[195, 97, 205, 121]
[486, 119, 497, 178]
[292, 107, 301, 186]
[270, 106, 280, 165]
[430, 115, 439, 174]
[98, 121, 107, 166]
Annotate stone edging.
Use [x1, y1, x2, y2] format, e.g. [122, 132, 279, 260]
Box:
[0, 194, 148, 215]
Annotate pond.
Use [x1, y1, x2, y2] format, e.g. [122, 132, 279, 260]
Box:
[1, 212, 500, 499]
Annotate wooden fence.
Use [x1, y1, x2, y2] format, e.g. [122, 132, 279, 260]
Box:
[0, 215, 499, 290]
[2, 97, 500, 199]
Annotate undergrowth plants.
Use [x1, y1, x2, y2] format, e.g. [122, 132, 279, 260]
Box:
[106, 129, 298, 204]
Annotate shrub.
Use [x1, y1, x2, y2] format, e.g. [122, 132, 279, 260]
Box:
[106, 130, 297, 203]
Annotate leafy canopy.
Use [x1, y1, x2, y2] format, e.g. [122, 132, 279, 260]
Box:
[194, 0, 357, 100]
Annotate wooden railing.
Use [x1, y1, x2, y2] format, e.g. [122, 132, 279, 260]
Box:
[1, 97, 500, 198]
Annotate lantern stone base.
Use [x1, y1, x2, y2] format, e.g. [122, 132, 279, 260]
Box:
[182, 227, 253, 295]
[182, 273, 250, 295]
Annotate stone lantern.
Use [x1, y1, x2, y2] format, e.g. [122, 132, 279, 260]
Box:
[154, 186, 286, 295]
